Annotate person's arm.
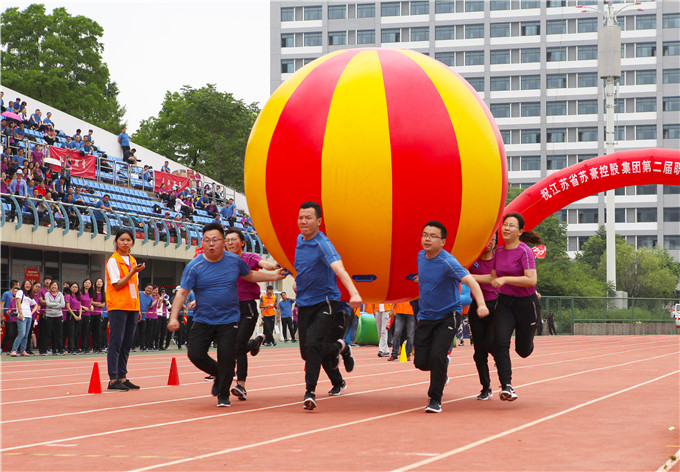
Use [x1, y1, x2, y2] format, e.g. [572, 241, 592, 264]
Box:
[110, 262, 145, 291]
[257, 260, 279, 271]
[242, 268, 286, 284]
[31, 301, 39, 316]
[66, 301, 75, 319]
[461, 274, 489, 318]
[75, 305, 82, 320]
[16, 294, 25, 321]
[491, 269, 537, 289]
[329, 260, 362, 309]
[470, 273, 493, 285]
[167, 288, 189, 332]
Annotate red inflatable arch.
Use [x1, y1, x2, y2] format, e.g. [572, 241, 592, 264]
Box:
[504, 148, 680, 231]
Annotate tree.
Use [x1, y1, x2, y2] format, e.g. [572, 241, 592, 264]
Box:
[1, 4, 126, 133]
[133, 85, 259, 192]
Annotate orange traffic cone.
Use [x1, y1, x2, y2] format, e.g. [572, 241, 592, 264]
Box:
[88, 362, 102, 394]
[167, 357, 180, 386]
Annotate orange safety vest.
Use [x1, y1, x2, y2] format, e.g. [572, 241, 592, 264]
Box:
[105, 251, 140, 312]
[393, 302, 414, 315]
[261, 294, 277, 317]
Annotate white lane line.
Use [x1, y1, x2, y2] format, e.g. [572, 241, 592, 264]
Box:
[656, 448, 680, 472]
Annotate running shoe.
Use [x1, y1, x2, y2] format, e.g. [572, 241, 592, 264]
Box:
[249, 333, 265, 356]
[425, 399, 442, 413]
[204, 375, 215, 382]
[477, 388, 493, 401]
[123, 380, 141, 390]
[341, 342, 354, 372]
[231, 384, 247, 401]
[107, 380, 130, 392]
[303, 392, 317, 410]
[387, 355, 398, 361]
[211, 379, 218, 397]
[328, 380, 346, 396]
[217, 394, 230, 407]
[500, 385, 518, 401]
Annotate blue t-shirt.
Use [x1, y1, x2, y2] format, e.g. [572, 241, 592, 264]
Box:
[2, 290, 14, 315]
[294, 232, 341, 307]
[119, 132, 130, 147]
[219, 206, 228, 218]
[279, 299, 293, 318]
[30, 114, 41, 125]
[179, 252, 250, 325]
[73, 140, 82, 151]
[43, 118, 53, 126]
[66, 140, 76, 149]
[139, 292, 153, 321]
[94, 199, 109, 220]
[227, 203, 236, 218]
[417, 249, 470, 321]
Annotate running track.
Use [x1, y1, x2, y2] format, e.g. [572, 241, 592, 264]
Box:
[1, 335, 678, 471]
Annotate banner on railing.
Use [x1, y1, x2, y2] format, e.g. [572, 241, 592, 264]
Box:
[154, 171, 190, 193]
[48, 147, 97, 179]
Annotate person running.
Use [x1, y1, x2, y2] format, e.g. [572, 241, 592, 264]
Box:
[106, 228, 146, 391]
[168, 223, 285, 407]
[293, 201, 361, 411]
[468, 235, 500, 401]
[224, 227, 278, 401]
[414, 221, 488, 413]
[491, 212, 542, 402]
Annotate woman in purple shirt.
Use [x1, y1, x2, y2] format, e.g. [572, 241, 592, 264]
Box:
[90, 278, 106, 352]
[64, 282, 82, 354]
[491, 212, 543, 402]
[145, 287, 160, 350]
[79, 279, 94, 353]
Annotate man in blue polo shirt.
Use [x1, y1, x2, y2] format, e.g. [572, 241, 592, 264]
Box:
[278, 292, 295, 342]
[118, 126, 130, 159]
[168, 222, 285, 408]
[415, 220, 488, 414]
[94, 194, 113, 233]
[29, 109, 42, 130]
[226, 198, 236, 226]
[137, 283, 153, 351]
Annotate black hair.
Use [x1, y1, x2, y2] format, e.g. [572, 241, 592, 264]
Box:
[10, 279, 19, 288]
[503, 212, 544, 245]
[224, 227, 245, 242]
[422, 220, 447, 239]
[266, 285, 274, 290]
[202, 222, 225, 237]
[21, 279, 33, 293]
[103, 193, 110, 198]
[64, 281, 79, 297]
[82, 279, 94, 298]
[94, 277, 106, 303]
[114, 228, 135, 245]
[299, 201, 322, 218]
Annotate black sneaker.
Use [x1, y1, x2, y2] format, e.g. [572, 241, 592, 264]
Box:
[205, 375, 215, 382]
[328, 380, 346, 396]
[387, 355, 398, 361]
[107, 380, 130, 392]
[341, 342, 354, 372]
[500, 385, 517, 401]
[477, 388, 493, 401]
[231, 384, 247, 401]
[217, 394, 230, 407]
[249, 333, 265, 356]
[123, 379, 140, 390]
[425, 399, 442, 413]
[303, 392, 317, 410]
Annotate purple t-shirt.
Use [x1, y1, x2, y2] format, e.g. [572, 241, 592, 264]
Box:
[493, 242, 537, 297]
[37, 288, 49, 315]
[91, 292, 104, 315]
[237, 252, 261, 301]
[469, 257, 499, 302]
[8, 298, 17, 322]
[80, 293, 92, 316]
[146, 297, 158, 319]
[64, 294, 82, 319]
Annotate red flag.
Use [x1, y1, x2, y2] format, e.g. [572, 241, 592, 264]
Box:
[532, 245, 547, 259]
[154, 171, 190, 193]
[49, 146, 96, 179]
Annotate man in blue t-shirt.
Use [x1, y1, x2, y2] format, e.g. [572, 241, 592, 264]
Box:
[415, 220, 488, 414]
[294, 201, 362, 410]
[226, 198, 236, 226]
[137, 283, 153, 351]
[168, 223, 285, 408]
[118, 126, 130, 159]
[278, 292, 295, 342]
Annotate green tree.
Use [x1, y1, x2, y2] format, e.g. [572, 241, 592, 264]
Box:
[133, 85, 259, 192]
[1, 4, 126, 133]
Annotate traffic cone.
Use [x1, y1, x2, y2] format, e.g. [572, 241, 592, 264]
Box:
[399, 343, 407, 363]
[88, 362, 102, 394]
[167, 357, 180, 386]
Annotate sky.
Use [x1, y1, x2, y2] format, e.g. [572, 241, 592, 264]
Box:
[4, 0, 271, 134]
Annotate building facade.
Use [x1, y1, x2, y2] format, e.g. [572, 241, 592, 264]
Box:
[270, 0, 680, 260]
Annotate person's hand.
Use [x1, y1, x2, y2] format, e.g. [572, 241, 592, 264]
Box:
[188, 300, 196, 310]
[273, 268, 287, 280]
[167, 318, 179, 332]
[477, 305, 490, 318]
[349, 293, 362, 310]
[18, 314, 24, 321]
[132, 263, 146, 273]
[491, 277, 506, 289]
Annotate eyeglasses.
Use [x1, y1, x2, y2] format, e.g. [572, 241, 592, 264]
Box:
[202, 238, 224, 246]
[502, 223, 519, 229]
[225, 238, 240, 243]
[421, 233, 442, 240]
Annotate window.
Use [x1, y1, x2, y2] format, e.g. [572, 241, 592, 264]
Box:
[490, 103, 511, 118]
[547, 0, 566, 6]
[615, 208, 625, 223]
[411, 27, 429, 42]
[521, 129, 541, 144]
[521, 48, 540, 63]
[436, 26, 455, 40]
[328, 31, 347, 46]
[465, 1, 484, 12]
[578, 100, 598, 115]
[547, 129, 566, 143]
[546, 47, 567, 62]
[490, 76, 510, 91]
[381, 2, 400, 16]
[281, 33, 294, 48]
[664, 41, 680, 56]
[490, 50, 510, 64]
[490, 23, 510, 38]
[546, 101, 566, 116]
[547, 74, 567, 89]
[664, 69, 680, 84]
[521, 21, 540, 36]
[663, 124, 680, 139]
[664, 185, 680, 194]
[579, 72, 598, 87]
[663, 13, 680, 28]
[615, 98, 625, 113]
[328, 5, 347, 19]
[357, 3, 376, 17]
[637, 70, 657, 85]
[664, 208, 680, 222]
[303, 58, 315, 65]
[435, 0, 455, 14]
[546, 20, 566, 35]
[664, 235, 680, 251]
[281, 59, 295, 74]
[466, 77, 485, 92]
[547, 155, 567, 169]
[304, 32, 322, 46]
[578, 127, 598, 141]
[636, 208, 657, 223]
[636, 125, 656, 140]
[615, 125, 625, 141]
[490, 0, 510, 10]
[578, 18, 598, 33]
[521, 0, 540, 8]
[578, 45, 598, 60]
[637, 184, 657, 195]
[578, 154, 597, 162]
[304, 5, 322, 20]
[521, 75, 540, 90]
[663, 97, 680, 112]
[636, 42, 656, 57]
[637, 236, 657, 248]
[616, 74, 626, 86]
[411, 1, 429, 15]
[636, 97, 656, 113]
[357, 29, 376, 44]
[578, 209, 598, 224]
[435, 52, 455, 66]
[636, 15, 656, 30]
[500, 129, 510, 144]
[554, 209, 568, 224]
[281, 7, 294, 21]
[466, 24, 485, 39]
[381, 28, 400, 43]
[521, 156, 541, 170]
[465, 51, 484, 66]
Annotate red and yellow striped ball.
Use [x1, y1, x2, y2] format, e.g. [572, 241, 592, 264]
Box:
[245, 48, 507, 303]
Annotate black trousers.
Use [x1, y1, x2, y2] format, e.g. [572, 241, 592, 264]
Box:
[80, 315, 91, 351]
[157, 317, 168, 348]
[135, 319, 146, 349]
[298, 300, 344, 393]
[107, 310, 138, 380]
[493, 293, 540, 388]
[263, 316, 276, 345]
[2, 321, 17, 352]
[101, 317, 109, 347]
[41, 316, 63, 353]
[65, 317, 80, 352]
[414, 312, 458, 403]
[548, 318, 557, 335]
[291, 320, 298, 341]
[235, 300, 259, 382]
[37, 315, 47, 354]
[468, 300, 497, 391]
[187, 321, 238, 396]
[90, 315, 102, 351]
[281, 317, 294, 341]
[145, 318, 158, 349]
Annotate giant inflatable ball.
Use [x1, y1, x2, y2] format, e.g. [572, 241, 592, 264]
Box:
[245, 48, 507, 302]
